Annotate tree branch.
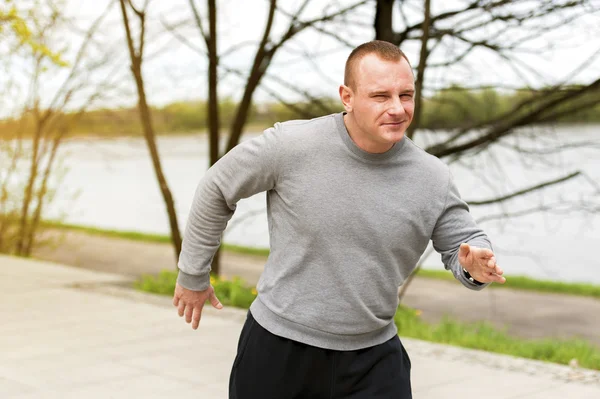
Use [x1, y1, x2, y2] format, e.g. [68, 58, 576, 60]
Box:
[406, 0, 431, 140]
[160, 17, 206, 55]
[127, 0, 144, 18]
[466, 171, 581, 206]
[188, 0, 209, 47]
[46, 2, 113, 115]
[119, 0, 139, 62]
[427, 77, 600, 158]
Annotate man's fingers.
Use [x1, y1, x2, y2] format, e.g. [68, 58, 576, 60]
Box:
[192, 306, 202, 330]
[474, 247, 493, 258]
[185, 305, 193, 324]
[209, 290, 223, 310]
[178, 301, 186, 317]
[173, 294, 180, 307]
[482, 271, 506, 284]
[459, 243, 470, 256]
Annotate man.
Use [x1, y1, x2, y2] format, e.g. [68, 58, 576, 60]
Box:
[173, 40, 506, 398]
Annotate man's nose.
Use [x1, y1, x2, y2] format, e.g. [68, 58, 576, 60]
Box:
[387, 96, 405, 116]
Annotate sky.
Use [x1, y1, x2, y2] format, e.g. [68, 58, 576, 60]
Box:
[3, 0, 600, 116]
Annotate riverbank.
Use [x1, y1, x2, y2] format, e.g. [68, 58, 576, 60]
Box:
[39, 221, 600, 298]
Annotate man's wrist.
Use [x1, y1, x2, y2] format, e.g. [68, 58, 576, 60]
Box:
[177, 270, 211, 291]
[462, 267, 484, 286]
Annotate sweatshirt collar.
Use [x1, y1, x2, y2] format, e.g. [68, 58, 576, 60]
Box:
[334, 112, 407, 162]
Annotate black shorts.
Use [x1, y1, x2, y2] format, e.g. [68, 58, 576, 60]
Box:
[229, 311, 412, 399]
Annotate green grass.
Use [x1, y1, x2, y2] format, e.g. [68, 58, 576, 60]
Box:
[134, 270, 258, 309]
[219, 243, 270, 257]
[41, 220, 271, 256]
[43, 220, 600, 298]
[135, 270, 600, 370]
[394, 306, 600, 370]
[416, 269, 600, 299]
[41, 220, 173, 243]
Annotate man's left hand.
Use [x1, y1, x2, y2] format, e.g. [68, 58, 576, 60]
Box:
[458, 243, 506, 284]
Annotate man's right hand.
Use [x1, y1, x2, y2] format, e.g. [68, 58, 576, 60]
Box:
[173, 283, 223, 330]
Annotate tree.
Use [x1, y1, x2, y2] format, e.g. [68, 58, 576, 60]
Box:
[369, 0, 600, 300]
[119, 0, 183, 264]
[1, 0, 120, 256]
[0, 0, 65, 65]
[166, 0, 369, 275]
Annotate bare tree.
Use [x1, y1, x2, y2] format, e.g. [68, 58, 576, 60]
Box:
[368, 0, 600, 300]
[119, 0, 183, 264]
[167, 0, 368, 275]
[159, 0, 598, 280]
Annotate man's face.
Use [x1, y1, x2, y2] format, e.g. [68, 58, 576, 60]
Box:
[342, 54, 415, 151]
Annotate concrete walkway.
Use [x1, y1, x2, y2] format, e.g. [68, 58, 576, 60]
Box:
[1, 255, 599, 398]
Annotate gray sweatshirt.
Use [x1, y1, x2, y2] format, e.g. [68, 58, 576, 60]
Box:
[177, 112, 491, 350]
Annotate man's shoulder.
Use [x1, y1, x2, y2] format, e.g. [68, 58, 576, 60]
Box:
[274, 113, 338, 136]
[404, 138, 450, 180]
[260, 113, 340, 156]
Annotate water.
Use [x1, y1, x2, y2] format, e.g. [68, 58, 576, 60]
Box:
[38, 124, 600, 284]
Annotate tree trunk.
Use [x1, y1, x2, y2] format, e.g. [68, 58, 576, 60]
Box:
[207, 0, 222, 275]
[406, 0, 431, 140]
[374, 0, 395, 42]
[207, 0, 219, 167]
[15, 121, 42, 256]
[225, 0, 277, 153]
[23, 135, 61, 256]
[131, 62, 183, 263]
[226, 58, 267, 153]
[120, 0, 183, 265]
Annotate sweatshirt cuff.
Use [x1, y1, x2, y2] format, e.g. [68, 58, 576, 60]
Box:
[177, 270, 211, 291]
[452, 239, 492, 291]
[455, 267, 490, 291]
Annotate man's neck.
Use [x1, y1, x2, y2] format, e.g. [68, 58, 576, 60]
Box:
[343, 113, 394, 154]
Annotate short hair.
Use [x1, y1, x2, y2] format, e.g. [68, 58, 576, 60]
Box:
[344, 40, 411, 89]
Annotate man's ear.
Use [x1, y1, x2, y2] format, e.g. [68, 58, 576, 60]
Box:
[339, 85, 353, 113]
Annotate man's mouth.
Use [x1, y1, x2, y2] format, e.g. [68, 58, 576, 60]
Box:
[382, 121, 405, 126]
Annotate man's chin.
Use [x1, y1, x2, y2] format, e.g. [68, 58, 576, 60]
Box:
[380, 128, 406, 143]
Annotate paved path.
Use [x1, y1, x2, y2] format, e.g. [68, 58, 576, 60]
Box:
[1, 254, 599, 398]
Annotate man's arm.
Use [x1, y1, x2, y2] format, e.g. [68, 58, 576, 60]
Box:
[431, 169, 505, 290]
[173, 125, 283, 329]
[177, 125, 282, 291]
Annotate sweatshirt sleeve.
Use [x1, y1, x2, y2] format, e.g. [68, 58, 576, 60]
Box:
[176, 125, 282, 291]
[431, 169, 492, 291]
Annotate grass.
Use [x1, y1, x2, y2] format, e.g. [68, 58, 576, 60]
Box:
[415, 269, 600, 299]
[44, 220, 600, 298]
[394, 306, 600, 370]
[135, 269, 600, 370]
[134, 270, 259, 309]
[40, 220, 271, 256]
[41, 220, 173, 243]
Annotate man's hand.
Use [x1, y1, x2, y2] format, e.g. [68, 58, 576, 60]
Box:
[458, 243, 506, 284]
[173, 283, 223, 330]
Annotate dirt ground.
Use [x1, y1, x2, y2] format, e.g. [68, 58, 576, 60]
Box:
[30, 230, 600, 347]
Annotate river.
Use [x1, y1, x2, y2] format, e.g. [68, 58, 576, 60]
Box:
[39, 124, 600, 284]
